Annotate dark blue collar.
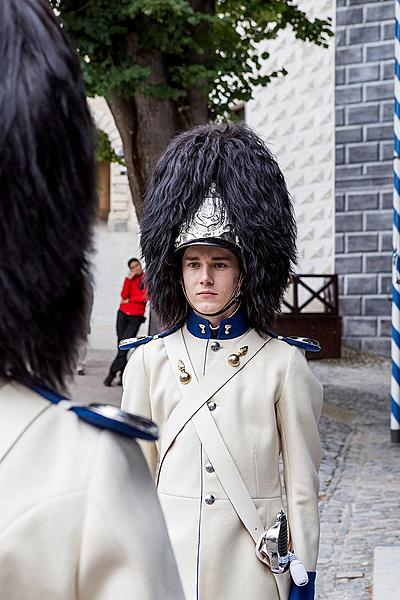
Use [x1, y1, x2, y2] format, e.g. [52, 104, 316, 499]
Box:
[186, 309, 249, 340]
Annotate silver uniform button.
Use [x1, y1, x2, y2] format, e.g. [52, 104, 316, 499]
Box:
[205, 494, 215, 505]
[205, 463, 215, 473]
[210, 341, 221, 352]
[208, 401, 217, 411]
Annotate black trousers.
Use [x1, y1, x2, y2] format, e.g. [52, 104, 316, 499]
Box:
[107, 310, 145, 377]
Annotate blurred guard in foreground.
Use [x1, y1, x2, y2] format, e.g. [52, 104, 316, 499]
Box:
[0, 1, 184, 599]
[122, 123, 323, 600]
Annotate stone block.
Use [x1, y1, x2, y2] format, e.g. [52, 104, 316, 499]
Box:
[378, 318, 392, 337]
[336, 85, 362, 104]
[382, 22, 394, 41]
[365, 163, 392, 177]
[364, 296, 391, 316]
[346, 274, 378, 295]
[343, 336, 361, 351]
[335, 193, 345, 212]
[344, 317, 376, 336]
[348, 64, 379, 83]
[379, 274, 392, 294]
[337, 47, 363, 66]
[348, 143, 379, 163]
[348, 104, 379, 125]
[365, 210, 392, 231]
[365, 4, 394, 22]
[346, 233, 378, 253]
[336, 126, 363, 144]
[337, 8, 362, 26]
[381, 101, 393, 122]
[349, 25, 380, 45]
[340, 296, 362, 316]
[380, 232, 392, 251]
[336, 165, 363, 179]
[347, 192, 379, 210]
[366, 43, 394, 63]
[336, 68, 346, 85]
[382, 60, 394, 80]
[336, 233, 344, 254]
[336, 28, 347, 47]
[361, 338, 391, 356]
[381, 191, 393, 209]
[336, 254, 363, 274]
[336, 107, 345, 126]
[365, 253, 391, 273]
[336, 212, 363, 232]
[336, 146, 345, 165]
[365, 82, 393, 102]
[381, 142, 393, 161]
[365, 124, 392, 141]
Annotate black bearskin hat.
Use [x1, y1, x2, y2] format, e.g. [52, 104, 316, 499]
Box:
[0, 0, 96, 390]
[140, 123, 297, 335]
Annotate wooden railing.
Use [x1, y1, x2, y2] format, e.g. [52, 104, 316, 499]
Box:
[276, 274, 341, 359]
[282, 274, 339, 315]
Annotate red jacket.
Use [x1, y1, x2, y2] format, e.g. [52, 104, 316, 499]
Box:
[119, 274, 147, 316]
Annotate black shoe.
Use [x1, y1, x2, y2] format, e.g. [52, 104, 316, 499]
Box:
[77, 367, 85, 376]
[117, 378, 123, 386]
[103, 374, 114, 387]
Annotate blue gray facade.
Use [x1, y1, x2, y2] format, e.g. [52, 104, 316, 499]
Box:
[335, 0, 394, 355]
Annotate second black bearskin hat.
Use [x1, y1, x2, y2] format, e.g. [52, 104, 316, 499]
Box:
[140, 123, 297, 335]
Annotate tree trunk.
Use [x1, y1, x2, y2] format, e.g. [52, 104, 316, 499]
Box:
[107, 32, 180, 219]
[107, 1, 214, 219]
[107, 92, 177, 220]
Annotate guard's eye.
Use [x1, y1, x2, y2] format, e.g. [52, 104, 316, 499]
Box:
[214, 262, 227, 269]
[187, 262, 200, 268]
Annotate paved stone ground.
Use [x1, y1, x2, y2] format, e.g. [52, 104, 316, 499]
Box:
[69, 346, 400, 600]
[312, 349, 400, 600]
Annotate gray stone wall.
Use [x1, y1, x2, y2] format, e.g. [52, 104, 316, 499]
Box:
[335, 0, 394, 355]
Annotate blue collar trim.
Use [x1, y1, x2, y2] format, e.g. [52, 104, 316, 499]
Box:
[187, 309, 249, 340]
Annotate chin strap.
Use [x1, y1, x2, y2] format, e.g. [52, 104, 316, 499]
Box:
[181, 277, 243, 318]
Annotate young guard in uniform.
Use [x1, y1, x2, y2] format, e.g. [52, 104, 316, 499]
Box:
[122, 123, 323, 600]
[0, 1, 184, 599]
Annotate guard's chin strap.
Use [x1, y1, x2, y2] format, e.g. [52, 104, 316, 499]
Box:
[181, 277, 243, 318]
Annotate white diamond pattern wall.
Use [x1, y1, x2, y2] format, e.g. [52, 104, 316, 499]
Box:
[246, 0, 335, 275]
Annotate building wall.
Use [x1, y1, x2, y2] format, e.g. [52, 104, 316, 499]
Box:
[335, 0, 394, 355]
[88, 97, 138, 233]
[246, 0, 336, 277]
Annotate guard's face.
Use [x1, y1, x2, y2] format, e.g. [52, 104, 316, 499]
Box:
[182, 245, 241, 321]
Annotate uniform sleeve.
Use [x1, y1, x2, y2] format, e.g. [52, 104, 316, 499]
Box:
[121, 345, 158, 475]
[276, 346, 323, 579]
[78, 432, 184, 600]
[120, 277, 131, 300]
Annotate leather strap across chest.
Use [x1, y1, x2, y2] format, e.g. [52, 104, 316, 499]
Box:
[160, 328, 271, 547]
[158, 328, 268, 482]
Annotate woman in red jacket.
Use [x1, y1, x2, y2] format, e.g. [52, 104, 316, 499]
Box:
[103, 258, 147, 386]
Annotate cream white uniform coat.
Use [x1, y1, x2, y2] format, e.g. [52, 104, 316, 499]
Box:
[122, 316, 323, 600]
[0, 379, 185, 600]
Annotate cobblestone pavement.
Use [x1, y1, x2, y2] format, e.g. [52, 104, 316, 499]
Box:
[71, 347, 400, 600]
[312, 350, 400, 600]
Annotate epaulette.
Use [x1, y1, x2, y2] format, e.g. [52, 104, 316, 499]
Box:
[119, 321, 183, 350]
[31, 385, 158, 441]
[266, 330, 321, 353]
